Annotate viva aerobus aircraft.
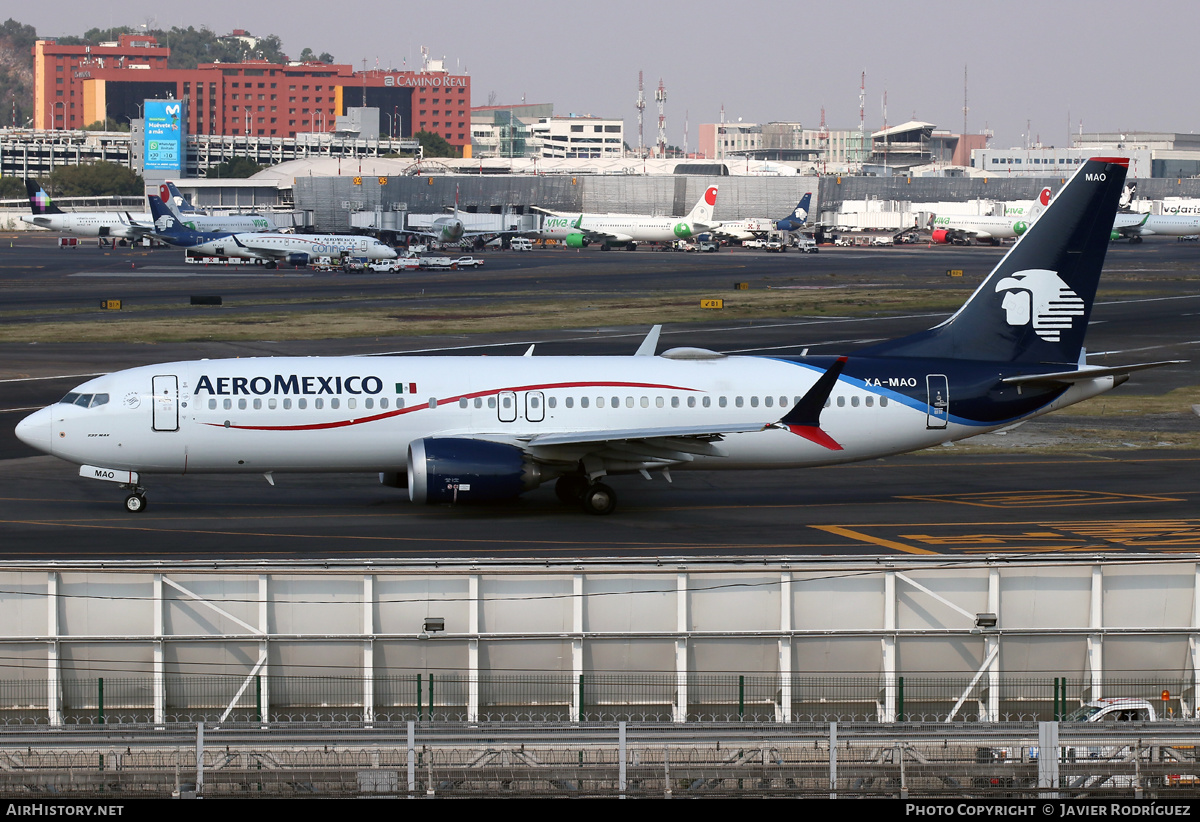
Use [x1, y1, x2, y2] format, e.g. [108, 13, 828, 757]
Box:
[158, 181, 277, 234]
[533, 186, 720, 250]
[17, 158, 1175, 515]
[147, 196, 396, 268]
[928, 187, 1053, 244]
[20, 179, 151, 242]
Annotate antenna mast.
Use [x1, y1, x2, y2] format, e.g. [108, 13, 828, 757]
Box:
[859, 70, 866, 172]
[818, 106, 829, 174]
[655, 78, 666, 158]
[635, 71, 646, 158]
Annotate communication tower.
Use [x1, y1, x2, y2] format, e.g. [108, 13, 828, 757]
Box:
[655, 79, 666, 158]
[635, 71, 646, 157]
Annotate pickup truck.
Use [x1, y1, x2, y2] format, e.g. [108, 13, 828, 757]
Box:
[420, 256, 485, 270]
[697, 241, 720, 252]
[794, 236, 819, 254]
[369, 257, 420, 273]
[765, 241, 786, 252]
[742, 239, 766, 249]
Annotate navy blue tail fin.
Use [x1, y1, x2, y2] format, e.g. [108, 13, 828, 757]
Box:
[859, 157, 1128, 365]
[775, 193, 812, 231]
[25, 179, 63, 215]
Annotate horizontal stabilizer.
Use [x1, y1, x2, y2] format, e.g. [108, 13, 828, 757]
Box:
[1001, 360, 1185, 386]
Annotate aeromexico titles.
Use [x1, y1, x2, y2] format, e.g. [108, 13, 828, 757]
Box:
[147, 195, 396, 267]
[16, 158, 1180, 515]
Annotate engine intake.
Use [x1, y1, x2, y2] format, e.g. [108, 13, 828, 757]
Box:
[408, 438, 543, 504]
[285, 252, 311, 266]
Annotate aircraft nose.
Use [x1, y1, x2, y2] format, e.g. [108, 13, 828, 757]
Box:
[15, 406, 54, 455]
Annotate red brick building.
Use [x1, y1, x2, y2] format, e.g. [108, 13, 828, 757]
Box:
[33, 36, 472, 154]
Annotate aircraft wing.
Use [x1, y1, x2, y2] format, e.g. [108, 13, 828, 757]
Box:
[229, 235, 286, 258]
[579, 229, 634, 243]
[516, 422, 765, 468]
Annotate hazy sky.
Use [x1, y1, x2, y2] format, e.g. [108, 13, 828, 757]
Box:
[15, 0, 1198, 150]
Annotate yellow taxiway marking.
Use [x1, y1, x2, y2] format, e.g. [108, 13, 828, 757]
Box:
[899, 489, 1183, 508]
[814, 519, 1200, 554]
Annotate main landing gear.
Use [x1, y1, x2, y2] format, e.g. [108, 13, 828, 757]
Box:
[555, 474, 617, 515]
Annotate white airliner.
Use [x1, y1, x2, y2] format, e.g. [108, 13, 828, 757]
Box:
[713, 193, 813, 242]
[533, 186, 720, 250]
[20, 179, 151, 242]
[1111, 211, 1200, 242]
[16, 158, 1176, 515]
[148, 196, 396, 268]
[929, 188, 1053, 244]
[157, 181, 277, 234]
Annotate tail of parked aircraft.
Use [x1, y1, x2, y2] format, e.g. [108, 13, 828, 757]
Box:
[861, 157, 1128, 366]
[24, 179, 63, 215]
[775, 193, 812, 231]
[158, 181, 198, 215]
[684, 185, 719, 224]
[147, 195, 211, 246]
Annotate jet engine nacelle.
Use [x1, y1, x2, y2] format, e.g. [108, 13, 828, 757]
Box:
[931, 229, 952, 244]
[407, 438, 543, 504]
[564, 233, 588, 248]
[285, 252, 311, 266]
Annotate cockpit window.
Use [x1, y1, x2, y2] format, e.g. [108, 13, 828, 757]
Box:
[60, 392, 80, 405]
[73, 394, 93, 408]
[89, 394, 109, 408]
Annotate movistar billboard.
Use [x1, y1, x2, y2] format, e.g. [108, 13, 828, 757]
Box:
[144, 99, 186, 173]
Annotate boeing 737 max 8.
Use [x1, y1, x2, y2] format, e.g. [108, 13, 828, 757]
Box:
[16, 158, 1178, 515]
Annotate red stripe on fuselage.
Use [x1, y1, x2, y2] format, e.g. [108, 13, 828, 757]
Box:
[203, 380, 699, 432]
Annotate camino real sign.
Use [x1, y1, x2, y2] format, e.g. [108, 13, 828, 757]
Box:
[144, 99, 187, 173]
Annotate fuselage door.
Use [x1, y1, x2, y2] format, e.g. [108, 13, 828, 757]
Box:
[497, 391, 517, 423]
[152, 375, 179, 432]
[525, 391, 544, 423]
[926, 374, 949, 430]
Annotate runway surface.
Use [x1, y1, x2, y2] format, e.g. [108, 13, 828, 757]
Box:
[1, 235, 1197, 560]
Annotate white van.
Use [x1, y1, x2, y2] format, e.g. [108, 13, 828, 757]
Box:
[510, 238, 534, 251]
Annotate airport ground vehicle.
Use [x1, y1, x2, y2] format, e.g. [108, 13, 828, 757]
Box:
[697, 241, 720, 252]
[451, 256, 485, 269]
[742, 239, 766, 249]
[510, 238, 534, 251]
[369, 257, 420, 272]
[765, 240, 785, 252]
[794, 236, 819, 253]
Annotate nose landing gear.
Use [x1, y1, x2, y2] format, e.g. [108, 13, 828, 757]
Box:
[120, 483, 148, 513]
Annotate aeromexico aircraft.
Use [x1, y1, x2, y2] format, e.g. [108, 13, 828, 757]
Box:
[17, 158, 1176, 516]
[147, 196, 396, 268]
[20, 179, 151, 242]
[712, 193, 812, 242]
[533, 186, 720, 249]
[157, 181, 277, 234]
[929, 187, 1053, 244]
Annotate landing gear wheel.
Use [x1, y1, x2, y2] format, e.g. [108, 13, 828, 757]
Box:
[124, 493, 147, 513]
[555, 474, 588, 505]
[266, 261, 278, 269]
[581, 483, 617, 516]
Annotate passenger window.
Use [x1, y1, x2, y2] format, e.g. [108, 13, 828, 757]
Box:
[459, 398, 468, 409]
[253, 398, 262, 410]
[548, 397, 556, 409]
[428, 398, 436, 409]
[779, 396, 787, 408]
[208, 399, 217, 410]
[865, 396, 874, 407]
[880, 397, 889, 407]
[268, 398, 277, 409]
[566, 397, 574, 408]
[530, 396, 540, 409]
[238, 399, 247, 410]
[364, 398, 373, 409]
[824, 398, 831, 408]
[764, 396, 773, 408]
[611, 396, 619, 408]
[686, 396, 695, 408]
[487, 397, 496, 409]
[380, 398, 389, 409]
[581, 397, 589, 408]
[223, 399, 232, 410]
[331, 398, 340, 409]
[851, 396, 859, 407]
[658, 397, 666, 408]
[719, 397, 727, 408]
[836, 396, 845, 407]
[473, 398, 481, 409]
[283, 398, 292, 410]
[299, 398, 307, 410]
[347, 398, 356, 409]
[315, 399, 323, 409]
[627, 397, 635, 408]
[702, 397, 710, 408]
[597, 397, 605, 408]
[501, 396, 512, 409]
[750, 396, 758, 408]
[735, 397, 744, 408]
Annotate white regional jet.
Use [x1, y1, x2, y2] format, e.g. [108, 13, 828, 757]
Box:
[534, 186, 720, 250]
[1111, 211, 1200, 242]
[17, 158, 1177, 515]
[158, 181, 277, 234]
[148, 196, 396, 268]
[20, 179, 151, 242]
